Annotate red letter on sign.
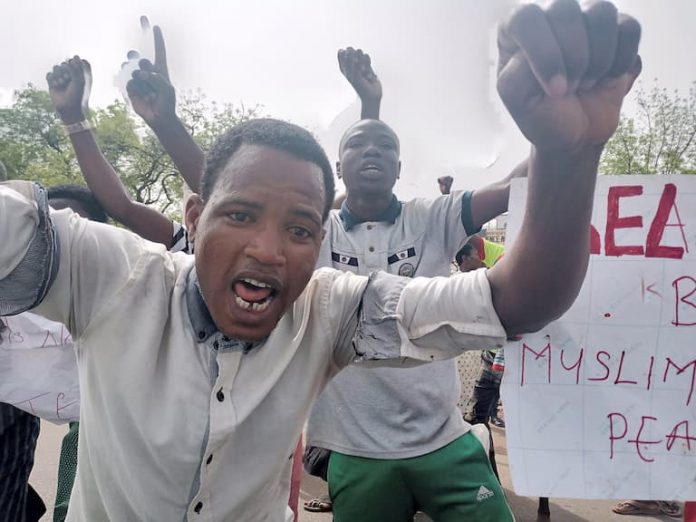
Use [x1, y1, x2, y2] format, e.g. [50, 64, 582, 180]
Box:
[646, 183, 687, 259]
[605, 186, 644, 256]
[627, 416, 662, 463]
[590, 225, 601, 255]
[607, 412, 628, 459]
[666, 420, 696, 452]
[672, 276, 696, 327]
[521, 342, 551, 386]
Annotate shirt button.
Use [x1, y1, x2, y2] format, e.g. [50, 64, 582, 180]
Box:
[194, 501, 203, 513]
[368, 246, 375, 252]
[206, 454, 213, 465]
[366, 224, 373, 230]
[216, 388, 225, 402]
[213, 340, 219, 350]
[198, 331, 206, 340]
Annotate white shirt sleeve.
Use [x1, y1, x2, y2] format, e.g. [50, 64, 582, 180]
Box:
[324, 267, 506, 369]
[0, 184, 38, 279]
[35, 206, 166, 338]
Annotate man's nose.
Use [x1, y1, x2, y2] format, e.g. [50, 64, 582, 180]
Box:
[363, 142, 381, 157]
[244, 225, 286, 266]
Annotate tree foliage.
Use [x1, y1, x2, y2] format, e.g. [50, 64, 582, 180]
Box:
[0, 86, 259, 219]
[600, 81, 696, 175]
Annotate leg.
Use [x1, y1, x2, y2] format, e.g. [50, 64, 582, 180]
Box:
[409, 432, 514, 522]
[328, 452, 416, 522]
[53, 422, 79, 522]
[302, 445, 333, 513]
[471, 368, 500, 424]
[0, 404, 42, 522]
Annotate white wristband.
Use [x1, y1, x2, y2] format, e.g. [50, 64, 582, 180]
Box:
[63, 120, 93, 136]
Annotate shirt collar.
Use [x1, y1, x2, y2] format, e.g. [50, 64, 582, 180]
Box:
[339, 195, 402, 231]
[185, 268, 262, 352]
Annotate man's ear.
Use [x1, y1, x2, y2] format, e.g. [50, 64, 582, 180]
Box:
[336, 161, 342, 179]
[185, 194, 205, 243]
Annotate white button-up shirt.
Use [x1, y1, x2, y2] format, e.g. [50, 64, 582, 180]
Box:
[0, 183, 506, 521]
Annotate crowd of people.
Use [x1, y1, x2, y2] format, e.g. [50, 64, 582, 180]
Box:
[1, 1, 691, 521]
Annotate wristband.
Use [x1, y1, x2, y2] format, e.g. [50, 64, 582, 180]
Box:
[63, 120, 93, 136]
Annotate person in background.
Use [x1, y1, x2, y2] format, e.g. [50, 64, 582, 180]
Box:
[303, 45, 527, 518]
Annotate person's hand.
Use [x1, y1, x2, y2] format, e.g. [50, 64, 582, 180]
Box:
[497, 0, 641, 154]
[46, 56, 92, 125]
[126, 26, 177, 126]
[338, 47, 382, 103]
[437, 175, 453, 195]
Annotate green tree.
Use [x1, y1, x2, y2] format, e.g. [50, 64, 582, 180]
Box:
[600, 81, 696, 175]
[0, 86, 259, 219]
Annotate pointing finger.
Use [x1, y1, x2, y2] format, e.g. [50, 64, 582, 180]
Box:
[153, 25, 169, 78]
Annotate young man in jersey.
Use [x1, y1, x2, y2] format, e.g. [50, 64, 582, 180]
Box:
[304, 49, 524, 522]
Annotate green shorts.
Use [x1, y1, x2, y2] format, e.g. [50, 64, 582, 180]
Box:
[328, 431, 514, 522]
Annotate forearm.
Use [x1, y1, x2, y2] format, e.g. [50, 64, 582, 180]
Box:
[149, 116, 205, 192]
[360, 97, 381, 120]
[469, 158, 528, 230]
[69, 129, 133, 218]
[488, 146, 600, 334]
[69, 130, 174, 247]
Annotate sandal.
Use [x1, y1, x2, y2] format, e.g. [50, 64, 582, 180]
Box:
[612, 500, 660, 516]
[657, 501, 683, 518]
[303, 495, 332, 513]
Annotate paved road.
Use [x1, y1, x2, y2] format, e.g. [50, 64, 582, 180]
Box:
[30, 422, 675, 522]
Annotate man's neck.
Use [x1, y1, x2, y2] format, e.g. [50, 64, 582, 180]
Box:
[345, 192, 394, 221]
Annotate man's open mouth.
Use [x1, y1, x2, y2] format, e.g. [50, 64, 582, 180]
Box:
[360, 162, 383, 174]
[232, 277, 279, 313]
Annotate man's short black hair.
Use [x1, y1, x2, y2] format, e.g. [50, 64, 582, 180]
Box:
[455, 243, 476, 266]
[47, 185, 109, 223]
[203, 118, 335, 221]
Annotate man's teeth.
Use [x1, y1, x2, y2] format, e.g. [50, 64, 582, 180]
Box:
[234, 294, 273, 312]
[241, 277, 273, 289]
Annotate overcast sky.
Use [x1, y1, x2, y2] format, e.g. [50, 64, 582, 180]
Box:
[2, 1, 695, 199]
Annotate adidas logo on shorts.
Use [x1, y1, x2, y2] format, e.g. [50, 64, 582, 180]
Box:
[476, 485, 494, 502]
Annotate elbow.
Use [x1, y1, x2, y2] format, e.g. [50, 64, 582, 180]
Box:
[500, 281, 585, 337]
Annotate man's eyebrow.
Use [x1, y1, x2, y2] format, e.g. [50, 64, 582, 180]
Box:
[290, 208, 322, 228]
[216, 195, 264, 210]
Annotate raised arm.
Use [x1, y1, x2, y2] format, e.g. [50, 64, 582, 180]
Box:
[338, 48, 382, 120]
[47, 57, 175, 247]
[487, 0, 642, 334]
[126, 26, 205, 192]
[468, 158, 528, 230]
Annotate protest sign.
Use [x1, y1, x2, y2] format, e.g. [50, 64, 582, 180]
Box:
[0, 312, 79, 423]
[501, 175, 696, 500]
